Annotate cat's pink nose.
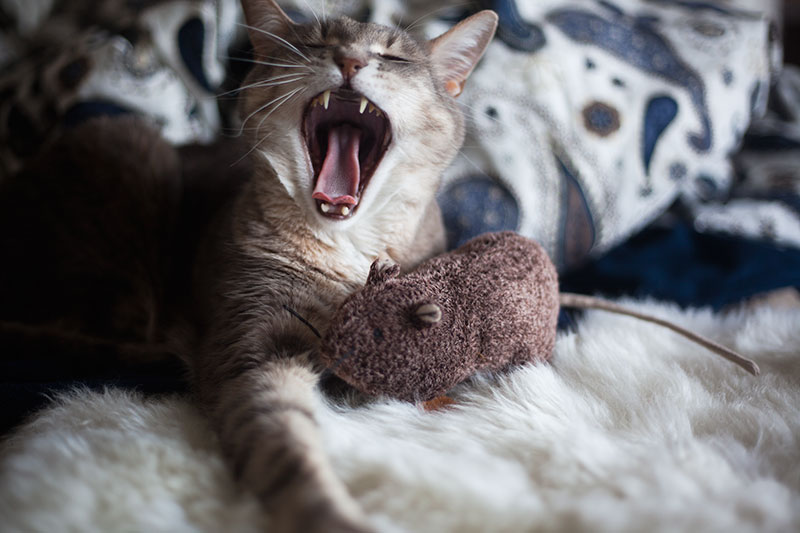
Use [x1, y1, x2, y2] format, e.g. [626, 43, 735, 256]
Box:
[336, 55, 366, 81]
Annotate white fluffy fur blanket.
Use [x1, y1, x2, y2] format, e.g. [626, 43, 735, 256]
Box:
[1, 299, 799, 532]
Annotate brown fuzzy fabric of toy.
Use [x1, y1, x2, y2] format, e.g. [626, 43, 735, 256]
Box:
[320, 231, 560, 402]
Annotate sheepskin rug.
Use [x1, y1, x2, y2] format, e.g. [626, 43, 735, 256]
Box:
[1, 299, 799, 532]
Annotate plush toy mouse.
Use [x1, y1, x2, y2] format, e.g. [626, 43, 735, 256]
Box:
[319, 232, 758, 403]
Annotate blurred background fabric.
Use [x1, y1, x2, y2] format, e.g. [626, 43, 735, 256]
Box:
[1, 0, 795, 269]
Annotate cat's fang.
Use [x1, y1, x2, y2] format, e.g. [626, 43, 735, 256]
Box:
[359, 97, 368, 114]
[320, 202, 331, 213]
[322, 90, 331, 110]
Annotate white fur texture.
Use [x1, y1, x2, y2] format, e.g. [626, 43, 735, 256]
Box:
[1, 299, 799, 532]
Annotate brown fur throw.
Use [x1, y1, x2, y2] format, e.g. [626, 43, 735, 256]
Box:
[320, 232, 560, 401]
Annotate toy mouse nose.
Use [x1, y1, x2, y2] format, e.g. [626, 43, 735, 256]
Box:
[335, 53, 366, 80]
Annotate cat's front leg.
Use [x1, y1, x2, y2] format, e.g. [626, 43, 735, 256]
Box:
[198, 354, 372, 533]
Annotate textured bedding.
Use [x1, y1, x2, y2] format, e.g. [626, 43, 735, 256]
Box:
[2, 299, 799, 532]
[1, 1, 800, 531]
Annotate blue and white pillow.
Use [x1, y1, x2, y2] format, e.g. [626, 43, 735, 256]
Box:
[434, 0, 777, 269]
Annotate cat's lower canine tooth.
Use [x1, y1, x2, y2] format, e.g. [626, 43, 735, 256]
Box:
[341, 206, 350, 216]
[320, 202, 331, 213]
[322, 90, 330, 109]
[359, 97, 368, 114]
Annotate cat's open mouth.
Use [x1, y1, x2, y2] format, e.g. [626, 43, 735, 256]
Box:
[303, 89, 392, 219]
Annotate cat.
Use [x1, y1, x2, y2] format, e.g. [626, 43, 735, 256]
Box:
[185, 3, 496, 530]
[0, 1, 498, 531]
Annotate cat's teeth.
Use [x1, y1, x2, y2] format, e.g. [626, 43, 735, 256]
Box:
[359, 97, 368, 114]
[322, 90, 331, 110]
[310, 97, 319, 108]
[364, 103, 382, 117]
[319, 202, 352, 216]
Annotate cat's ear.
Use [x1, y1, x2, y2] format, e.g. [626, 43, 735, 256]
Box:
[428, 10, 498, 98]
[240, 0, 297, 56]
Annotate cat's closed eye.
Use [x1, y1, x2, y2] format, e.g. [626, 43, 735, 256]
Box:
[378, 54, 410, 63]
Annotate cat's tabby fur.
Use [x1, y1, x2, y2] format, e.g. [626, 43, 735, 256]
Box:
[0, 1, 497, 531]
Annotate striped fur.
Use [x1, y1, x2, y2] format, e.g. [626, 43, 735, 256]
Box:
[181, 3, 497, 531]
[180, 3, 499, 531]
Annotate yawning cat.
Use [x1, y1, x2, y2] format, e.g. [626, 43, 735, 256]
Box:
[187, 3, 496, 530]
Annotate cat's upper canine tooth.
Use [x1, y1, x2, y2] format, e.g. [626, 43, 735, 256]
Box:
[359, 97, 368, 114]
[322, 90, 331, 110]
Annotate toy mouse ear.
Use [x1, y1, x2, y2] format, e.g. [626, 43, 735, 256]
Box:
[367, 259, 401, 285]
[413, 302, 442, 327]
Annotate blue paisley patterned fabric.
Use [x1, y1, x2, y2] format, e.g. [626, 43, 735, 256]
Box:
[0, 0, 244, 178]
[435, 0, 778, 269]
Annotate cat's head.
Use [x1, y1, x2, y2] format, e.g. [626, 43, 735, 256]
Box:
[238, 0, 497, 233]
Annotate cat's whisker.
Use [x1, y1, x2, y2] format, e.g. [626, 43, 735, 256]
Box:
[230, 129, 276, 165]
[261, 54, 308, 67]
[246, 73, 309, 87]
[238, 23, 311, 62]
[299, 0, 322, 29]
[230, 51, 308, 68]
[214, 85, 301, 103]
[457, 101, 507, 126]
[226, 56, 312, 70]
[255, 86, 305, 131]
[255, 72, 309, 84]
[456, 148, 489, 175]
[239, 86, 304, 135]
[232, 87, 305, 164]
[403, 3, 472, 34]
[215, 75, 307, 99]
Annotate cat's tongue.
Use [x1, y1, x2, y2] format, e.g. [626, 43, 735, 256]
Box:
[312, 125, 361, 206]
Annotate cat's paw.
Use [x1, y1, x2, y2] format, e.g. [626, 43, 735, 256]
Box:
[367, 252, 400, 285]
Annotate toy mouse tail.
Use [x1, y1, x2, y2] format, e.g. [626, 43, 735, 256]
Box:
[559, 293, 760, 376]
